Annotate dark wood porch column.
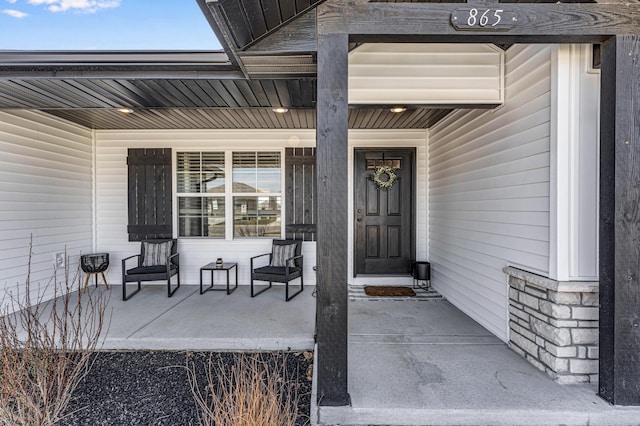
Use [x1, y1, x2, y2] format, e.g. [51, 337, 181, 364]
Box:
[599, 35, 640, 406]
[315, 24, 350, 406]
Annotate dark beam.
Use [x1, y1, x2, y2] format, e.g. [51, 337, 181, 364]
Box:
[315, 29, 350, 406]
[0, 51, 230, 65]
[246, 12, 317, 53]
[0, 69, 245, 80]
[599, 34, 640, 406]
[0, 51, 243, 79]
[197, 0, 250, 78]
[236, 0, 323, 51]
[318, 1, 640, 41]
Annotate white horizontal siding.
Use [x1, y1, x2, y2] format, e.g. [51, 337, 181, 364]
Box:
[0, 110, 93, 308]
[349, 43, 504, 105]
[428, 45, 553, 342]
[95, 129, 318, 286]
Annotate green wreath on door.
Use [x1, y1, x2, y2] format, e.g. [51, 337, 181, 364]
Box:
[369, 166, 399, 190]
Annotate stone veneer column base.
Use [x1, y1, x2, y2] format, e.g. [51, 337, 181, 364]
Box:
[503, 267, 599, 384]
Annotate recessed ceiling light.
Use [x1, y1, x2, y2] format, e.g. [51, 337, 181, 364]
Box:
[390, 106, 407, 113]
[272, 107, 289, 113]
[118, 107, 134, 114]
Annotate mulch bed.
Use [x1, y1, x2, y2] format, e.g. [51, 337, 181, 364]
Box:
[59, 351, 313, 426]
[364, 286, 416, 297]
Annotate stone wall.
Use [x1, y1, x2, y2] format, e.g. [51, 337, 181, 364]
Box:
[504, 267, 599, 384]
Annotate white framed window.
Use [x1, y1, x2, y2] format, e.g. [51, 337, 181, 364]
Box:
[176, 150, 282, 239]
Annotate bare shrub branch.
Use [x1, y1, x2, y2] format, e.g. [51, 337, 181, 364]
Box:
[186, 352, 299, 426]
[0, 242, 108, 426]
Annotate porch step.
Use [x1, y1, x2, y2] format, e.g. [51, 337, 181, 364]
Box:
[316, 405, 640, 426]
[348, 285, 444, 301]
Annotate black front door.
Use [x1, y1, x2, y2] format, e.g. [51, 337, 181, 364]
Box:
[354, 149, 414, 275]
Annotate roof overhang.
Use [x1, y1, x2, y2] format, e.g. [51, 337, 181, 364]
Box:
[0, 51, 242, 79]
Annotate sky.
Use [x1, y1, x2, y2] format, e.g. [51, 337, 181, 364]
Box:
[0, 0, 222, 50]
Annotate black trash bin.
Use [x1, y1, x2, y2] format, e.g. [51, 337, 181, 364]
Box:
[411, 261, 430, 290]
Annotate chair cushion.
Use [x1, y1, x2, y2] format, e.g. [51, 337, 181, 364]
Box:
[142, 241, 173, 267]
[127, 265, 176, 275]
[254, 266, 301, 275]
[270, 243, 296, 267]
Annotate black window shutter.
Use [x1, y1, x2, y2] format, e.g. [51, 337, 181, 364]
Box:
[127, 148, 173, 241]
[285, 147, 316, 241]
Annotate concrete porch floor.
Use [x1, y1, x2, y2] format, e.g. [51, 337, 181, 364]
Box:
[315, 295, 640, 426]
[24, 282, 640, 424]
[97, 284, 316, 351]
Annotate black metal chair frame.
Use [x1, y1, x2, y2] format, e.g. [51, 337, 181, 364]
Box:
[121, 239, 180, 301]
[250, 239, 304, 301]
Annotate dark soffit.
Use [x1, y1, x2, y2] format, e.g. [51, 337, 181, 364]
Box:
[42, 107, 453, 130]
[202, 0, 324, 51]
[0, 78, 316, 109]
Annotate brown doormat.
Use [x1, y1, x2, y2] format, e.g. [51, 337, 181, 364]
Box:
[364, 286, 416, 297]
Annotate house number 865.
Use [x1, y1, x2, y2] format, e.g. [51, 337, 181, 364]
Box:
[467, 8, 503, 27]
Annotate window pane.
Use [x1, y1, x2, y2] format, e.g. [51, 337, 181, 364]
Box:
[177, 172, 201, 193]
[177, 152, 201, 193]
[177, 152, 201, 173]
[177, 152, 224, 193]
[178, 197, 203, 237]
[202, 152, 225, 193]
[204, 197, 225, 237]
[232, 152, 257, 192]
[257, 152, 281, 193]
[233, 196, 281, 238]
[178, 197, 225, 238]
[232, 152, 280, 193]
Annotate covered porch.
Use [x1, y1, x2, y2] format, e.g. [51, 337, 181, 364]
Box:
[1, 0, 640, 417]
[41, 282, 640, 425]
[316, 296, 640, 425]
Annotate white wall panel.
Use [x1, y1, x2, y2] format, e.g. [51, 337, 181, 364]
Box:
[0, 110, 93, 308]
[550, 44, 600, 281]
[428, 45, 553, 342]
[349, 43, 504, 105]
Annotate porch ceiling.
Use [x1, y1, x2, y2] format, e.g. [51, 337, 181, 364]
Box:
[0, 78, 316, 109]
[42, 106, 452, 130]
[0, 59, 452, 129]
[5, 0, 562, 130]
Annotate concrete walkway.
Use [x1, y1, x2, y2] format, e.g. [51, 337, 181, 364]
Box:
[315, 295, 640, 426]
[97, 284, 316, 351]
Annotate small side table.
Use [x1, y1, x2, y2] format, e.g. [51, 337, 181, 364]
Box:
[200, 262, 238, 295]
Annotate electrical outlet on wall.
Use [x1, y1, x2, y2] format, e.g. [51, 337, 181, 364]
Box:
[54, 252, 65, 269]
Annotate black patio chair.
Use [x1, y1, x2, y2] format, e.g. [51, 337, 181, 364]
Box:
[250, 239, 303, 301]
[121, 239, 180, 300]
